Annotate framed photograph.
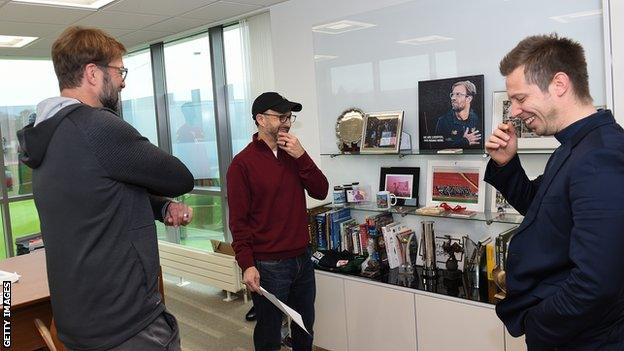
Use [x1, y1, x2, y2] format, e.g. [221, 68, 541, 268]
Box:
[360, 111, 404, 154]
[489, 186, 519, 215]
[418, 75, 485, 151]
[489, 174, 537, 214]
[379, 167, 420, 206]
[426, 160, 486, 212]
[492, 91, 559, 150]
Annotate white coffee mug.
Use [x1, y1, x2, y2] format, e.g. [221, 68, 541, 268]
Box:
[376, 191, 397, 209]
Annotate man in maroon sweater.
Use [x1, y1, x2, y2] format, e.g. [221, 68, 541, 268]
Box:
[227, 92, 329, 350]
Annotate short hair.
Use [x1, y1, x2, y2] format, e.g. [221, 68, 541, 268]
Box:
[51, 26, 126, 90]
[499, 33, 592, 103]
[452, 80, 476, 97]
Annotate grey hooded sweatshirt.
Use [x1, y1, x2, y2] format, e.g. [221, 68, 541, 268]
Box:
[17, 100, 194, 351]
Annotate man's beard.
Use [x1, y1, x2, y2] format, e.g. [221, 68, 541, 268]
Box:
[99, 71, 120, 113]
[451, 102, 464, 112]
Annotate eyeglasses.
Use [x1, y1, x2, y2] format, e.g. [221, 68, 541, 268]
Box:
[262, 113, 297, 124]
[99, 64, 128, 81]
[450, 92, 468, 98]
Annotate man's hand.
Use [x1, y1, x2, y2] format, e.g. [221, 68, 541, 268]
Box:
[463, 127, 482, 146]
[165, 202, 193, 227]
[485, 122, 518, 166]
[243, 266, 262, 294]
[277, 132, 305, 158]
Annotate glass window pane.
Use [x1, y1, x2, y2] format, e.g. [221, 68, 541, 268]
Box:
[121, 49, 158, 145]
[164, 34, 220, 189]
[224, 24, 254, 156]
[0, 209, 5, 259]
[9, 199, 41, 255]
[157, 194, 224, 251]
[0, 59, 58, 197]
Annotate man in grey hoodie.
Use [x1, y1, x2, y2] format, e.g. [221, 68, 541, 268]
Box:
[17, 26, 194, 350]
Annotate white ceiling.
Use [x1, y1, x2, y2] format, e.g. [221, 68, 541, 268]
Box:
[0, 0, 285, 58]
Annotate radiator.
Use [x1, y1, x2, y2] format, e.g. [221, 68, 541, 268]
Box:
[158, 241, 246, 302]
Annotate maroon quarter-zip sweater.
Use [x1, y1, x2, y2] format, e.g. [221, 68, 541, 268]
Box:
[227, 133, 329, 271]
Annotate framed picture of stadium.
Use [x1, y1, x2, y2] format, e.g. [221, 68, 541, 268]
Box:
[426, 160, 486, 212]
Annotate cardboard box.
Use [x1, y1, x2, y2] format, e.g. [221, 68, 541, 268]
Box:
[211, 240, 235, 256]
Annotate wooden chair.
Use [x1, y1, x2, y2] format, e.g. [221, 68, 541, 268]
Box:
[34, 318, 64, 351]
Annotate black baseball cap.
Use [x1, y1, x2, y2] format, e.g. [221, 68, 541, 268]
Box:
[251, 92, 302, 120]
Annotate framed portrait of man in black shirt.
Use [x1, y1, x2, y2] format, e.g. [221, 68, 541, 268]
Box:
[418, 75, 485, 151]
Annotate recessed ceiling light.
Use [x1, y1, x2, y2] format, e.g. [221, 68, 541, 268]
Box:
[550, 9, 602, 23]
[0, 35, 38, 48]
[397, 35, 454, 46]
[314, 55, 338, 62]
[10, 0, 117, 9]
[312, 20, 376, 35]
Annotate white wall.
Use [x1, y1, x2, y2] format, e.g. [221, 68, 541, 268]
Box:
[607, 0, 624, 118]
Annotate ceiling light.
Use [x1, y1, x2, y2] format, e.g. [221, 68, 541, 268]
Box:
[550, 9, 602, 23]
[397, 35, 454, 46]
[312, 20, 376, 34]
[314, 55, 338, 62]
[0, 35, 38, 48]
[10, 0, 117, 9]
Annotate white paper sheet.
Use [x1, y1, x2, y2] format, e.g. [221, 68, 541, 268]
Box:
[259, 286, 310, 335]
[0, 270, 20, 283]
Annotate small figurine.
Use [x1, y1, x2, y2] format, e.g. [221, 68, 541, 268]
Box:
[442, 235, 464, 271]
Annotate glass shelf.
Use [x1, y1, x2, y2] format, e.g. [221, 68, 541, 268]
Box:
[331, 203, 524, 225]
[321, 149, 554, 158]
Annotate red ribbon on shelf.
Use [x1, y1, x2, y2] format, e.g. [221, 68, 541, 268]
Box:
[438, 202, 466, 212]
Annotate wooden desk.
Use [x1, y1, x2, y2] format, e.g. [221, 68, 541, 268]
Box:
[0, 250, 51, 351]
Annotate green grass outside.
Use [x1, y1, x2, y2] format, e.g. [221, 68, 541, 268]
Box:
[0, 195, 225, 259]
[0, 200, 42, 259]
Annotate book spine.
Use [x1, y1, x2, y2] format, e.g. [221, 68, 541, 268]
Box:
[315, 214, 327, 250]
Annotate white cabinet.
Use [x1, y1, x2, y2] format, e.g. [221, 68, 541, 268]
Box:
[505, 329, 527, 351]
[344, 280, 417, 351]
[414, 294, 505, 351]
[314, 272, 348, 351]
[314, 271, 520, 351]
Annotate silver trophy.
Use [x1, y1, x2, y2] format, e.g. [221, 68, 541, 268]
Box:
[421, 221, 437, 278]
[396, 230, 415, 276]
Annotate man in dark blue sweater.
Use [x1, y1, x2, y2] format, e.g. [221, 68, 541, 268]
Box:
[17, 26, 194, 350]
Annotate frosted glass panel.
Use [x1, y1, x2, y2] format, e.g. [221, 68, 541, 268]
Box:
[313, 0, 605, 154]
[380, 55, 429, 91]
[331, 63, 374, 95]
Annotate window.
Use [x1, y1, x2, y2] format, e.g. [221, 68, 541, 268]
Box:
[156, 194, 224, 249]
[0, 59, 58, 198]
[9, 200, 41, 255]
[164, 34, 221, 190]
[0, 59, 58, 256]
[121, 49, 158, 145]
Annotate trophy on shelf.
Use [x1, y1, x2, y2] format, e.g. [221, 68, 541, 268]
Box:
[421, 221, 438, 279]
[335, 108, 365, 153]
[396, 230, 416, 276]
[396, 230, 414, 287]
[442, 235, 463, 272]
[361, 237, 381, 278]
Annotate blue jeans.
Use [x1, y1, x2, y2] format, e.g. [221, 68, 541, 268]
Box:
[252, 251, 315, 351]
